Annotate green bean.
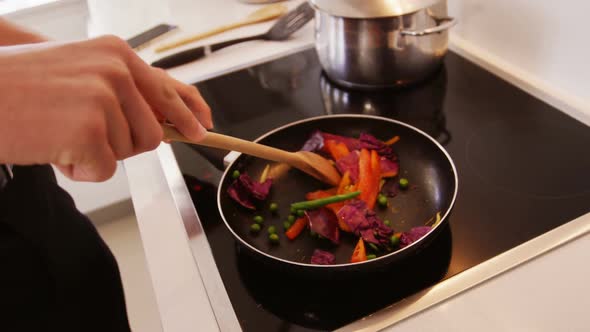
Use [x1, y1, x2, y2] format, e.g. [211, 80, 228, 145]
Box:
[368, 243, 380, 252]
[290, 191, 361, 211]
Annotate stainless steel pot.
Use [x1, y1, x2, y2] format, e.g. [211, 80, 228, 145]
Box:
[310, 0, 457, 89]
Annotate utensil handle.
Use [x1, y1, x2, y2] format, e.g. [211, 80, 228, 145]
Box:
[151, 34, 263, 69]
[401, 17, 457, 36]
[161, 125, 297, 164]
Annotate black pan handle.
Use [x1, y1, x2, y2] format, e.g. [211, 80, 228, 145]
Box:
[151, 34, 264, 69]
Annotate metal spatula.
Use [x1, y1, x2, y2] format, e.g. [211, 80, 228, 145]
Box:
[151, 2, 314, 69]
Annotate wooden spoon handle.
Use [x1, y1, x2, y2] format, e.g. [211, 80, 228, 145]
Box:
[162, 125, 298, 164]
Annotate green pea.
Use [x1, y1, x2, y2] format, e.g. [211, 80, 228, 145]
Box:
[377, 195, 388, 207]
[269, 203, 279, 214]
[296, 209, 305, 217]
[290, 206, 297, 214]
[399, 178, 409, 190]
[253, 215, 264, 224]
[269, 233, 280, 244]
[368, 243, 380, 252]
[231, 170, 240, 179]
[250, 223, 261, 233]
[383, 219, 392, 227]
[390, 234, 400, 247]
[267, 226, 277, 234]
[283, 221, 292, 230]
[287, 215, 296, 223]
[366, 254, 377, 260]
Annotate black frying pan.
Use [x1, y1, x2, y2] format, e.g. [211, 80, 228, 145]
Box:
[217, 114, 458, 277]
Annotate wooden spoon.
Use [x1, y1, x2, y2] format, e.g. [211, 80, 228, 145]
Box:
[155, 3, 288, 53]
[162, 125, 341, 186]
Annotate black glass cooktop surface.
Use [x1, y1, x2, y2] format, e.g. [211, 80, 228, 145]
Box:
[170, 48, 590, 331]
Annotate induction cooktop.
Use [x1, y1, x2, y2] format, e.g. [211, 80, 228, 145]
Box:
[168, 47, 590, 331]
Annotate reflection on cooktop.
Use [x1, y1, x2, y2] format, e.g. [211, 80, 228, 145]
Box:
[236, 224, 453, 331]
[466, 117, 590, 199]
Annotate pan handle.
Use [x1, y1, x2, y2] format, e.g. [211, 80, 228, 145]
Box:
[401, 17, 457, 36]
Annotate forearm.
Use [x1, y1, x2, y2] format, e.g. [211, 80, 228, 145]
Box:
[0, 18, 47, 45]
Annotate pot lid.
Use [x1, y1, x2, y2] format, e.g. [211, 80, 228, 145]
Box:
[309, 0, 441, 18]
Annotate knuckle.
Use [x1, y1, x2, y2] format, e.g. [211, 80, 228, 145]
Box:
[135, 125, 163, 153]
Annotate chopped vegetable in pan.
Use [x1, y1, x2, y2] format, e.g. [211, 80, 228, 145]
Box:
[228, 131, 439, 265]
[311, 249, 335, 265]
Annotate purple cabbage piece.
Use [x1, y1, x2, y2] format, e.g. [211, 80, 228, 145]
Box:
[399, 226, 432, 248]
[311, 249, 335, 265]
[337, 200, 393, 246]
[380, 157, 399, 177]
[381, 179, 399, 198]
[335, 150, 360, 183]
[301, 130, 324, 152]
[322, 132, 361, 151]
[359, 133, 397, 160]
[305, 208, 340, 244]
[227, 173, 272, 210]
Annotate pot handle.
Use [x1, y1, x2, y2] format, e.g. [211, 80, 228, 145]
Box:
[401, 17, 457, 36]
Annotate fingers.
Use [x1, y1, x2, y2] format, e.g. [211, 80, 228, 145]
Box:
[157, 69, 213, 129]
[109, 65, 163, 154]
[124, 50, 207, 142]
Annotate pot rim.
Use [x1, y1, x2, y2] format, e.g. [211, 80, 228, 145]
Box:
[309, 0, 442, 18]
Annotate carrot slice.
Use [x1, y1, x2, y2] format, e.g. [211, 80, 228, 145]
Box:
[324, 139, 351, 161]
[366, 149, 381, 209]
[285, 217, 308, 240]
[350, 238, 367, 263]
[358, 149, 381, 209]
[384, 136, 400, 145]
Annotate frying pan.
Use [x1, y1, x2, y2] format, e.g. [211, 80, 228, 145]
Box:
[217, 114, 458, 277]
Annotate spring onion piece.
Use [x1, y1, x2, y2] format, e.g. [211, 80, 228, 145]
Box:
[290, 191, 361, 211]
[433, 211, 442, 227]
[253, 215, 264, 224]
[368, 243, 380, 252]
[366, 254, 377, 260]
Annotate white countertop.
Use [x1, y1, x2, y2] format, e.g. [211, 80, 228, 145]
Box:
[83, 0, 590, 331]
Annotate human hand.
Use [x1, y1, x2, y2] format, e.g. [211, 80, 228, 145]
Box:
[0, 35, 212, 181]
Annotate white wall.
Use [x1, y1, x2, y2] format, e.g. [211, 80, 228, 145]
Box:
[448, 0, 590, 119]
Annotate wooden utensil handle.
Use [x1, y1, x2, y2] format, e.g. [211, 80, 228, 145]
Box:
[162, 125, 297, 164]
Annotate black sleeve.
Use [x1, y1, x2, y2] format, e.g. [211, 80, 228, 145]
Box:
[0, 165, 131, 332]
